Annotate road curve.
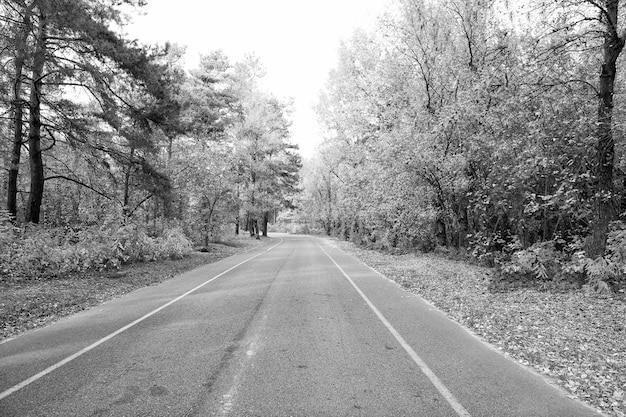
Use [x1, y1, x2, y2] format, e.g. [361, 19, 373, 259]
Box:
[0, 235, 600, 416]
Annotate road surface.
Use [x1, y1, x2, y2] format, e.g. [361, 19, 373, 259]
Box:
[0, 236, 600, 416]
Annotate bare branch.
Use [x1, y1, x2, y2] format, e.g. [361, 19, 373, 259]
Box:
[127, 194, 153, 217]
[44, 175, 113, 200]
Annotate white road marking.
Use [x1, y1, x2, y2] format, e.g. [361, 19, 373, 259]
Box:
[0, 337, 15, 346]
[0, 239, 283, 401]
[318, 244, 472, 417]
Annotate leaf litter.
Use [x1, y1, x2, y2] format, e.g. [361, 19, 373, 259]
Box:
[332, 239, 626, 417]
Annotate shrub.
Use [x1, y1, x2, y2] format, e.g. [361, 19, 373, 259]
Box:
[0, 222, 193, 282]
[490, 222, 626, 293]
[157, 227, 193, 259]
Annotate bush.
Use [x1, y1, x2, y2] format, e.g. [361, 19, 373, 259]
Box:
[0, 222, 193, 282]
[493, 241, 572, 291]
[158, 227, 193, 259]
[490, 223, 626, 294]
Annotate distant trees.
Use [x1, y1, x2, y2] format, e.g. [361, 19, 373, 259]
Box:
[230, 57, 301, 238]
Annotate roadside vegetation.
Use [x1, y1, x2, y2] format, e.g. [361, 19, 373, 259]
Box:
[0, 0, 300, 254]
[301, 0, 626, 295]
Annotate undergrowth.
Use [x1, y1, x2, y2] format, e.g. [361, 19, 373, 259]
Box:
[491, 222, 626, 294]
[0, 212, 192, 282]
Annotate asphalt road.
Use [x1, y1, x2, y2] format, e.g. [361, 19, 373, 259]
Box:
[0, 235, 601, 416]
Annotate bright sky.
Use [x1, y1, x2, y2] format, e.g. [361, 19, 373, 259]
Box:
[125, 0, 392, 157]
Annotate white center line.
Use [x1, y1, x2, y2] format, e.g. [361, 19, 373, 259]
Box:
[318, 244, 472, 417]
[0, 239, 283, 401]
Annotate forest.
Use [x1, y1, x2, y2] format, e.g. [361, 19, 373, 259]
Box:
[2, 0, 626, 295]
[301, 0, 626, 294]
[0, 0, 300, 280]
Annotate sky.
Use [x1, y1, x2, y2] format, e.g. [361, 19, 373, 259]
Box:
[124, 0, 392, 157]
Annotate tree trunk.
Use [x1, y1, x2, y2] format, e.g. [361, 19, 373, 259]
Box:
[248, 215, 255, 237]
[162, 194, 173, 219]
[25, 12, 47, 224]
[6, 2, 35, 220]
[458, 198, 469, 248]
[122, 147, 135, 217]
[262, 210, 269, 237]
[153, 200, 158, 230]
[436, 218, 447, 247]
[8, 72, 24, 220]
[588, 0, 625, 258]
[7, 5, 33, 220]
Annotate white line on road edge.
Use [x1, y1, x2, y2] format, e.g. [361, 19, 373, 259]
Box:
[0, 239, 284, 402]
[318, 244, 472, 417]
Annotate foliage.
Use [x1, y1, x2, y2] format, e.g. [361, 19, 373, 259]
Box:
[228, 56, 301, 237]
[0, 221, 192, 282]
[495, 221, 626, 293]
[298, 0, 626, 294]
[0, 1, 300, 260]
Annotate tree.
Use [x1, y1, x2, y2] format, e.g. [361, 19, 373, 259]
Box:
[25, 1, 45, 223]
[309, 0, 606, 256]
[229, 56, 300, 238]
[1, 0, 170, 223]
[1, 0, 35, 219]
[527, 0, 626, 256]
[590, 0, 625, 257]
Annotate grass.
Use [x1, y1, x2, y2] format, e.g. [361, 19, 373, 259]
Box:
[331, 239, 626, 417]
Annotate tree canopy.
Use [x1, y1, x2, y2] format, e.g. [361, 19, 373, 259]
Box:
[0, 0, 300, 244]
[301, 0, 626, 292]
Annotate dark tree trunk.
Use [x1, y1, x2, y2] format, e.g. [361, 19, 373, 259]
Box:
[25, 12, 47, 224]
[235, 216, 240, 235]
[153, 200, 158, 230]
[457, 198, 469, 248]
[162, 194, 173, 219]
[326, 183, 333, 236]
[249, 217, 260, 239]
[262, 210, 269, 237]
[588, 0, 625, 258]
[7, 2, 34, 220]
[8, 79, 24, 220]
[436, 217, 447, 247]
[122, 147, 135, 217]
[248, 215, 255, 237]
